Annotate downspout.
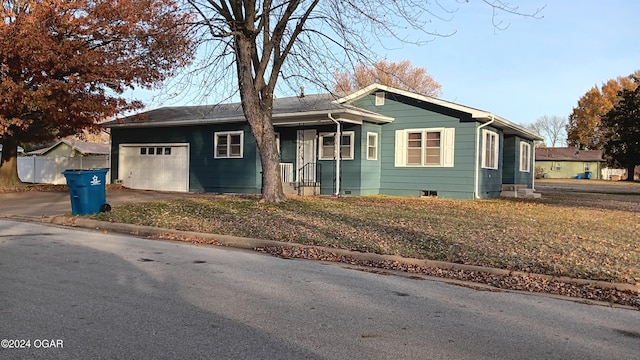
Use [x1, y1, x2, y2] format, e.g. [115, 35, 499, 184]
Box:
[531, 144, 536, 190]
[328, 113, 341, 196]
[475, 115, 495, 199]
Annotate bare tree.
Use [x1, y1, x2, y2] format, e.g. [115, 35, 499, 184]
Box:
[527, 115, 567, 147]
[184, 0, 544, 202]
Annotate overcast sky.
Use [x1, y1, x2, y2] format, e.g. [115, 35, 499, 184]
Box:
[130, 1, 639, 127]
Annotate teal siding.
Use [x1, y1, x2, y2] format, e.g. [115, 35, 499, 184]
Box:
[352, 93, 479, 199]
[358, 123, 381, 195]
[110, 125, 261, 194]
[477, 126, 503, 198]
[502, 136, 534, 187]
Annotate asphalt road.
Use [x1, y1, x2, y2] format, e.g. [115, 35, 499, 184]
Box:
[1, 220, 639, 360]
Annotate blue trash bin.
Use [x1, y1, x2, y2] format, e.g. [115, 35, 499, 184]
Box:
[62, 169, 111, 215]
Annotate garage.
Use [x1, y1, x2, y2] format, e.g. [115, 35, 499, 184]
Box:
[118, 143, 189, 192]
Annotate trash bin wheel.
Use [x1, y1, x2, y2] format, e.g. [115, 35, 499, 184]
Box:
[100, 203, 112, 212]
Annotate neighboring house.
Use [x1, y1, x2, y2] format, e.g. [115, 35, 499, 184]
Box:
[103, 84, 542, 199]
[18, 140, 110, 185]
[26, 139, 110, 157]
[535, 147, 604, 179]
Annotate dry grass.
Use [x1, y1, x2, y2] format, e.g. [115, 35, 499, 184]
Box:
[92, 191, 640, 285]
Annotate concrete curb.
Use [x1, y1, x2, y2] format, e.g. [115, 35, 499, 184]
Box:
[50, 215, 640, 294]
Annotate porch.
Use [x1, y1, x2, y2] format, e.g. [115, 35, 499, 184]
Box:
[279, 162, 322, 196]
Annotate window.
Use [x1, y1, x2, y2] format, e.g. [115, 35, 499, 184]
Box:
[367, 132, 378, 160]
[520, 142, 531, 172]
[406, 130, 441, 166]
[375, 92, 385, 106]
[395, 128, 455, 167]
[481, 130, 498, 169]
[319, 131, 354, 160]
[584, 162, 590, 172]
[140, 146, 173, 156]
[554, 162, 561, 171]
[214, 131, 243, 158]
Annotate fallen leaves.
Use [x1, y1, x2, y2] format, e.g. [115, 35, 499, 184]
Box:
[91, 190, 640, 293]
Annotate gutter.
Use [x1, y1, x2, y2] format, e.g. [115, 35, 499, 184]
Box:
[328, 113, 341, 196]
[475, 115, 495, 199]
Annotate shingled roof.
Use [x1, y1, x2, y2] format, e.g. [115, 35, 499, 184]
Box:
[104, 93, 394, 128]
[535, 147, 604, 161]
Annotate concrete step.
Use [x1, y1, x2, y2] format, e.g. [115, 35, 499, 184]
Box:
[283, 182, 320, 196]
[501, 188, 542, 199]
[501, 184, 528, 192]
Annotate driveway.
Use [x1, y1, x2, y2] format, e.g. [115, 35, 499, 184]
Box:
[0, 188, 194, 219]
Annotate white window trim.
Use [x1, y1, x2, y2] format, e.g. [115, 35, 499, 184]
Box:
[214, 130, 244, 159]
[481, 129, 499, 170]
[394, 128, 455, 167]
[319, 131, 354, 160]
[583, 162, 590, 172]
[366, 132, 378, 160]
[519, 141, 531, 172]
[375, 92, 385, 106]
[274, 132, 281, 156]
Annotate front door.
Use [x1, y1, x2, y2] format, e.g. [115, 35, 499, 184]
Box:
[296, 129, 317, 183]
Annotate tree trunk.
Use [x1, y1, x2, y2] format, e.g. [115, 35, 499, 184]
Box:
[234, 36, 286, 203]
[625, 164, 637, 182]
[254, 115, 286, 203]
[0, 137, 25, 189]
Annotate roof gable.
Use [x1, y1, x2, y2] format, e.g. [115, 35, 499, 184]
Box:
[27, 140, 109, 156]
[337, 84, 543, 141]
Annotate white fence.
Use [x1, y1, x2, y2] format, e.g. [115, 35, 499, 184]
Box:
[18, 155, 111, 185]
[601, 167, 626, 180]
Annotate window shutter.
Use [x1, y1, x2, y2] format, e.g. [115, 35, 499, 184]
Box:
[443, 128, 455, 167]
[395, 130, 406, 167]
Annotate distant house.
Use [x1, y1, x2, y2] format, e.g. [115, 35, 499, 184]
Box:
[535, 147, 604, 179]
[18, 139, 110, 185]
[26, 139, 109, 157]
[103, 84, 542, 199]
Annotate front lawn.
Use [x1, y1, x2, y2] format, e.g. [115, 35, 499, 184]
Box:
[92, 191, 640, 285]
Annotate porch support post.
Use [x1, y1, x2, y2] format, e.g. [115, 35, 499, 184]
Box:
[328, 113, 341, 196]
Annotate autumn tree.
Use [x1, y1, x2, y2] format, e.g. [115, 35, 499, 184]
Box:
[334, 59, 442, 97]
[0, 0, 193, 188]
[526, 115, 567, 147]
[566, 70, 640, 150]
[185, 0, 543, 202]
[601, 76, 640, 181]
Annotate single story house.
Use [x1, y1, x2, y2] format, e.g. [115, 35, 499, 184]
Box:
[26, 139, 110, 157]
[104, 84, 543, 199]
[535, 147, 604, 179]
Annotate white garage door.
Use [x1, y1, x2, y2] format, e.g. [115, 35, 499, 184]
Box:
[119, 144, 189, 192]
